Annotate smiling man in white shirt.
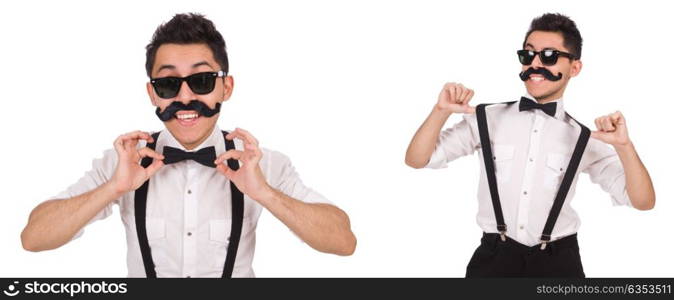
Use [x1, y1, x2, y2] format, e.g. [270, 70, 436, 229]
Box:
[405, 13, 655, 277]
[21, 13, 356, 277]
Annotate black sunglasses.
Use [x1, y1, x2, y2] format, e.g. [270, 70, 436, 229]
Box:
[517, 49, 576, 66]
[150, 71, 226, 99]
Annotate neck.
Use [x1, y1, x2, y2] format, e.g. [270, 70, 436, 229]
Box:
[535, 97, 559, 104]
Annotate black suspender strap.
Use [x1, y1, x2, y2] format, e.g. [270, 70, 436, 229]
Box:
[476, 102, 515, 241]
[134, 132, 160, 278]
[134, 130, 245, 278]
[539, 115, 590, 249]
[222, 131, 244, 278]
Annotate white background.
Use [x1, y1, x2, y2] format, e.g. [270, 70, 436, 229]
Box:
[1, 0, 672, 277]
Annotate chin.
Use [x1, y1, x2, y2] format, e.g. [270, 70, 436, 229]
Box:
[525, 83, 553, 100]
[175, 132, 203, 146]
[166, 119, 215, 149]
[527, 90, 547, 100]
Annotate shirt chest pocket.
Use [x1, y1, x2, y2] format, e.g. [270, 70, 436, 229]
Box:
[208, 218, 253, 271]
[544, 153, 569, 190]
[491, 145, 515, 183]
[209, 219, 233, 270]
[146, 218, 171, 269]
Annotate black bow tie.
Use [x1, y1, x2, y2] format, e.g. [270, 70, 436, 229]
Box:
[162, 146, 216, 168]
[518, 97, 557, 117]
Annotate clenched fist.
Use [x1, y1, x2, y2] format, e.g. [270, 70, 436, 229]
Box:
[591, 111, 631, 147]
[435, 82, 475, 114]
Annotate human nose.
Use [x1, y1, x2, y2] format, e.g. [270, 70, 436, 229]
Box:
[176, 80, 196, 104]
[530, 52, 544, 68]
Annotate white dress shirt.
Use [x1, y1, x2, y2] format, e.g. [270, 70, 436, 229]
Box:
[426, 94, 631, 246]
[49, 126, 331, 277]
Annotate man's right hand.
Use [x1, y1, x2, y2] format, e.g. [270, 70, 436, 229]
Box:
[435, 82, 476, 114]
[110, 131, 165, 195]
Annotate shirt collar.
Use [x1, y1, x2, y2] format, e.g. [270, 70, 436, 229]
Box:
[523, 92, 566, 120]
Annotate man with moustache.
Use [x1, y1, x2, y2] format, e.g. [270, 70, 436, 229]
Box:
[21, 13, 356, 277]
[405, 13, 655, 277]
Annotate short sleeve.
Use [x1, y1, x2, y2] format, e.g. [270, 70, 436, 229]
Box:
[425, 114, 480, 169]
[262, 149, 332, 205]
[582, 138, 632, 207]
[47, 148, 121, 240]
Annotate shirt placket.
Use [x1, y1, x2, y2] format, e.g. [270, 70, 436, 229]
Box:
[516, 113, 546, 243]
[182, 162, 198, 278]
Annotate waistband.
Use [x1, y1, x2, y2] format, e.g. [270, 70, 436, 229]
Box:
[481, 232, 579, 254]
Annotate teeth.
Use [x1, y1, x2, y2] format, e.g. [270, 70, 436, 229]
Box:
[177, 113, 199, 120]
[530, 77, 544, 82]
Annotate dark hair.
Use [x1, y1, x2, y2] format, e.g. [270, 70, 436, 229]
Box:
[145, 13, 228, 77]
[523, 13, 583, 59]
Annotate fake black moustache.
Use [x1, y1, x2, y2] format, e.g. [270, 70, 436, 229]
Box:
[519, 67, 563, 82]
[155, 100, 221, 122]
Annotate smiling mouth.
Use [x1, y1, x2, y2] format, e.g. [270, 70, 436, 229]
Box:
[175, 111, 201, 126]
[528, 75, 546, 82]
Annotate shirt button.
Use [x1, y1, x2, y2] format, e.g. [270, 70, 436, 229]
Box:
[187, 232, 192, 236]
[519, 225, 524, 230]
[529, 158, 534, 162]
[533, 129, 538, 133]
[523, 191, 528, 195]
[187, 190, 192, 194]
[186, 276, 191, 278]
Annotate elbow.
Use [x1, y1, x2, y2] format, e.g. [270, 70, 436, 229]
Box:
[336, 233, 357, 256]
[21, 223, 57, 252]
[332, 209, 357, 256]
[315, 234, 356, 256]
[634, 198, 655, 211]
[21, 229, 42, 252]
[635, 203, 654, 211]
[631, 193, 656, 211]
[405, 161, 423, 169]
[404, 157, 426, 169]
[303, 205, 356, 256]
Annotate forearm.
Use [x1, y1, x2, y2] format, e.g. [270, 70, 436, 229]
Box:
[256, 187, 356, 256]
[405, 106, 452, 168]
[21, 181, 122, 252]
[614, 142, 656, 210]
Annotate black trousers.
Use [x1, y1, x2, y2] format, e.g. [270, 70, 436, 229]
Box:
[466, 232, 585, 278]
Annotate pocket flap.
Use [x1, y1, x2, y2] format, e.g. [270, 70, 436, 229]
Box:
[546, 153, 569, 173]
[492, 145, 515, 162]
[209, 219, 230, 244]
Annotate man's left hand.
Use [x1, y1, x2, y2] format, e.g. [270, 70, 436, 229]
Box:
[214, 128, 273, 202]
[591, 111, 631, 147]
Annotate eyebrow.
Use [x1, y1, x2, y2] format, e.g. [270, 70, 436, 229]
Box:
[156, 64, 176, 74]
[191, 61, 213, 69]
[155, 61, 214, 75]
[524, 43, 558, 51]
